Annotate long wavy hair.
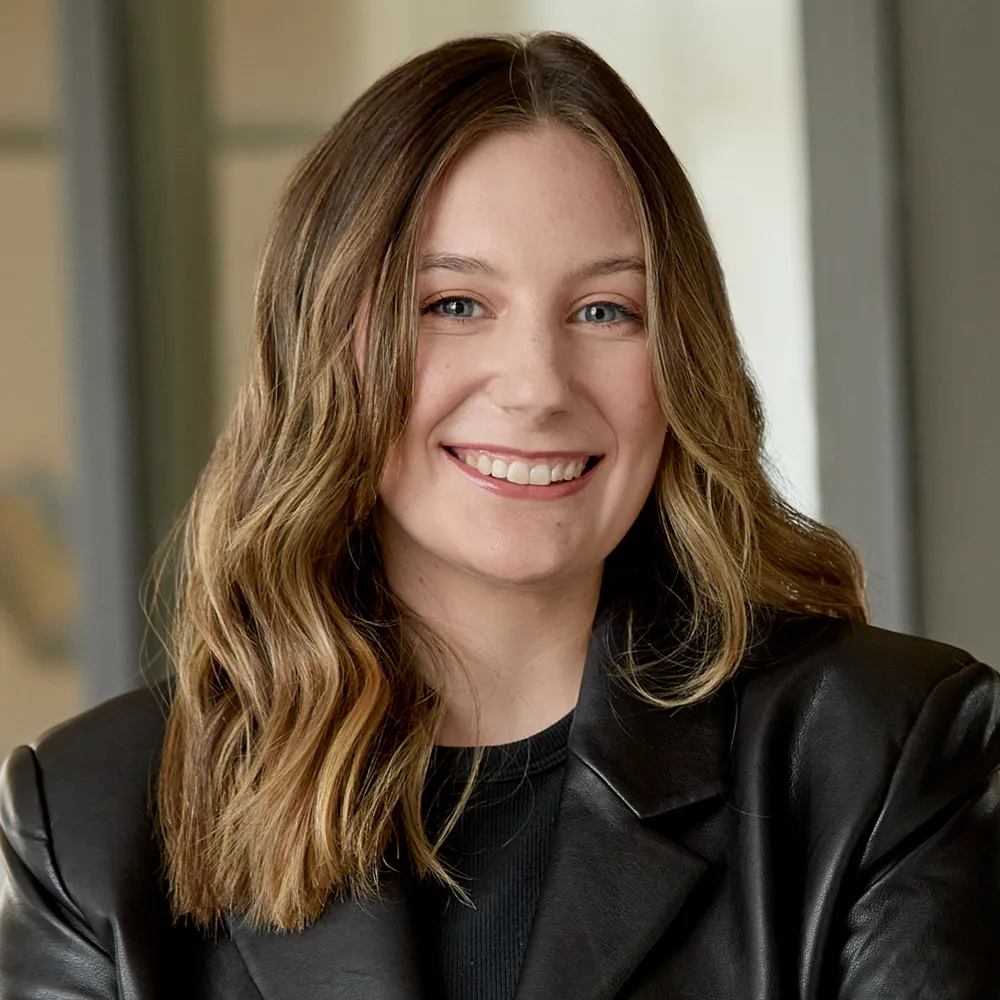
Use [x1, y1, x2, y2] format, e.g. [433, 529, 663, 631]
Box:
[155, 31, 867, 934]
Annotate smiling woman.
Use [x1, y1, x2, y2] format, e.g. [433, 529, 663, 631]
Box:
[2, 31, 999, 1000]
[377, 125, 669, 744]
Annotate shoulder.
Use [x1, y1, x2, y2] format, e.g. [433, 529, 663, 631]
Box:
[0, 679, 172, 932]
[9, 677, 171, 835]
[30, 675, 170, 779]
[733, 615, 1000, 866]
[740, 613, 994, 736]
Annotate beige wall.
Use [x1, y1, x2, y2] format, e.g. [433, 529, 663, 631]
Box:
[0, 0, 82, 762]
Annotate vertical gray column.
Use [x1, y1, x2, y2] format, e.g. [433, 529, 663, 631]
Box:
[800, 0, 917, 632]
[58, 0, 216, 703]
[118, 0, 216, 564]
[893, 1, 1000, 665]
[58, 0, 142, 704]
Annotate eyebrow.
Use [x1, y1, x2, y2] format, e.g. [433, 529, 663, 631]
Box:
[418, 252, 645, 282]
[419, 252, 501, 277]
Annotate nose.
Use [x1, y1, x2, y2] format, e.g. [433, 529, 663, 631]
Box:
[486, 311, 574, 418]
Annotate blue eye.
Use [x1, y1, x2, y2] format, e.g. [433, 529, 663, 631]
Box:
[576, 302, 638, 325]
[422, 296, 486, 320]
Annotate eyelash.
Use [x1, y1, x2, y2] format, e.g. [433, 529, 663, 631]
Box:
[420, 296, 485, 323]
[420, 296, 643, 326]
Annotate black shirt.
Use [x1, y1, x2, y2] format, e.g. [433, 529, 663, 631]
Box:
[411, 708, 575, 1000]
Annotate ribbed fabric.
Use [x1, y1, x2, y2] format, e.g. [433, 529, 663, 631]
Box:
[411, 708, 575, 1000]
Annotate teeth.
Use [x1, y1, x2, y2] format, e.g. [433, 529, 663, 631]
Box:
[505, 460, 529, 484]
[455, 450, 592, 485]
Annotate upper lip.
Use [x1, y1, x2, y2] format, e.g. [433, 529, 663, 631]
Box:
[444, 443, 601, 460]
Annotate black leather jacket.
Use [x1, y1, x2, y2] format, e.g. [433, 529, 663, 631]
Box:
[2, 613, 999, 999]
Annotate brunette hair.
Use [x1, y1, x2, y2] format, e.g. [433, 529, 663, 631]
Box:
[155, 31, 866, 933]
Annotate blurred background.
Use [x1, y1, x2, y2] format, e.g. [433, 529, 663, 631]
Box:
[0, 0, 996, 760]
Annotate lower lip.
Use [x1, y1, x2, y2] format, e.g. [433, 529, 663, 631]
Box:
[443, 449, 600, 500]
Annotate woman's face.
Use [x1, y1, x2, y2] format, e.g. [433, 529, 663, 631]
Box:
[377, 123, 667, 592]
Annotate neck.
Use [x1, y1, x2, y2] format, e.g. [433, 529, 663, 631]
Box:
[378, 531, 601, 747]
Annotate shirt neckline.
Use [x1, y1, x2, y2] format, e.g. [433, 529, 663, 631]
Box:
[429, 707, 575, 784]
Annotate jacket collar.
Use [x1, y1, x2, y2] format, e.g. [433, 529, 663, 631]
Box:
[228, 604, 734, 1000]
[568, 602, 732, 817]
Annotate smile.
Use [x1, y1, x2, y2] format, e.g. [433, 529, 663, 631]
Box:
[442, 445, 603, 499]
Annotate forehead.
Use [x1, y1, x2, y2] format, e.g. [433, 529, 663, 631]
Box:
[418, 123, 642, 261]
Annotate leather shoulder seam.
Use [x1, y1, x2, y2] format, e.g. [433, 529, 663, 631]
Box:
[860, 659, 1000, 868]
[8, 745, 105, 944]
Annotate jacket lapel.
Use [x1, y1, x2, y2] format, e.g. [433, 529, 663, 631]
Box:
[514, 605, 733, 1000]
[226, 863, 424, 1000]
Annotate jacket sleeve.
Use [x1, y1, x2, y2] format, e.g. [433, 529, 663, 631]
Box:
[834, 660, 1000, 1000]
[0, 745, 117, 999]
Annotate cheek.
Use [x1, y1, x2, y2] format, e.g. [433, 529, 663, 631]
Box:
[378, 347, 468, 494]
[411, 352, 459, 419]
[378, 439, 404, 496]
[410, 326, 477, 418]
[603, 354, 668, 456]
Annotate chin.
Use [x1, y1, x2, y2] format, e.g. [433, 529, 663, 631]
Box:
[453, 546, 590, 590]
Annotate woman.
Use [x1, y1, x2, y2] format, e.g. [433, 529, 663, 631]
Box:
[1, 31, 998, 999]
